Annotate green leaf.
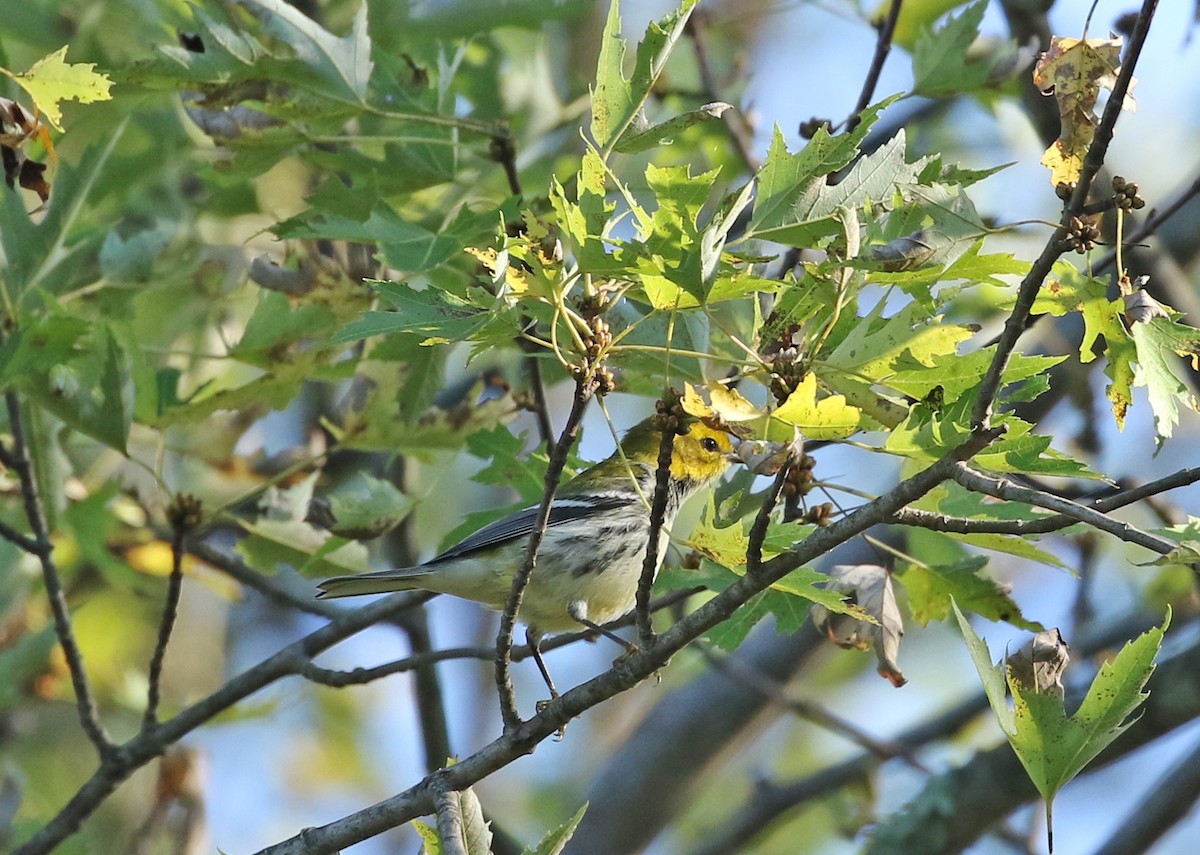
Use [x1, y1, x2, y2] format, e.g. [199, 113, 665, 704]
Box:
[956, 602, 1169, 841]
[241, 0, 373, 101]
[952, 602, 1016, 736]
[1030, 265, 1125, 364]
[0, 319, 132, 451]
[237, 518, 371, 578]
[1, 46, 113, 130]
[334, 282, 491, 345]
[1010, 611, 1168, 804]
[276, 202, 502, 273]
[522, 804, 588, 855]
[911, 1, 995, 97]
[590, 0, 633, 151]
[589, 0, 700, 152]
[413, 820, 440, 853]
[318, 473, 415, 540]
[744, 115, 925, 247]
[745, 100, 894, 240]
[683, 509, 862, 617]
[825, 301, 976, 389]
[614, 102, 731, 153]
[233, 290, 339, 363]
[900, 554, 1043, 630]
[467, 424, 547, 502]
[1130, 317, 1200, 440]
[0, 122, 126, 304]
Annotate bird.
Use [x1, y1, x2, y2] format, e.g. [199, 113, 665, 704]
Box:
[317, 415, 738, 696]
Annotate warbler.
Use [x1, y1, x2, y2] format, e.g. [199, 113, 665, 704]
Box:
[317, 416, 738, 693]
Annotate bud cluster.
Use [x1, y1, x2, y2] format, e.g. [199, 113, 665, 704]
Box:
[1111, 175, 1145, 211]
[767, 346, 807, 404]
[167, 493, 204, 531]
[1063, 215, 1101, 254]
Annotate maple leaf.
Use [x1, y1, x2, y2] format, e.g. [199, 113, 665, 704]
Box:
[1, 46, 113, 131]
[1033, 36, 1135, 186]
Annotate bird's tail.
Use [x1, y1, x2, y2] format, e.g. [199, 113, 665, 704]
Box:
[316, 567, 434, 599]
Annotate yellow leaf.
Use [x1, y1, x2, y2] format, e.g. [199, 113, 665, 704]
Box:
[708, 383, 762, 422]
[681, 382, 715, 418]
[1032, 36, 1134, 187]
[2, 46, 113, 131]
[772, 374, 861, 439]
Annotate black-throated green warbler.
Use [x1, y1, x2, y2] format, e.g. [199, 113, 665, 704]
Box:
[317, 416, 738, 688]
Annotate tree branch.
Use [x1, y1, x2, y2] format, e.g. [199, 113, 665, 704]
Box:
[949, 463, 1177, 555]
[971, 0, 1160, 428]
[495, 376, 594, 730]
[12, 589, 428, 855]
[635, 409, 677, 647]
[3, 393, 111, 758]
[250, 429, 1001, 855]
[889, 466, 1200, 536]
[847, 0, 903, 132]
[142, 524, 186, 728]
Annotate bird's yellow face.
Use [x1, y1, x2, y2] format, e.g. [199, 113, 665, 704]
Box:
[669, 420, 736, 485]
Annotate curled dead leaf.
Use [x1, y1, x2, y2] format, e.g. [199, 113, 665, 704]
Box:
[1007, 628, 1070, 698]
[811, 563, 906, 687]
[1123, 278, 1170, 325]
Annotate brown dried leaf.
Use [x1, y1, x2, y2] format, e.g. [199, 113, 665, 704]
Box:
[1008, 628, 1070, 698]
[0, 95, 53, 201]
[1123, 281, 1170, 325]
[811, 563, 907, 687]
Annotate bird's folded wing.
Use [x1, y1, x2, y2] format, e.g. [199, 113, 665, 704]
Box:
[429, 493, 630, 564]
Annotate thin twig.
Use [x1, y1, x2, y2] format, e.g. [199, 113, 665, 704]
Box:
[143, 524, 187, 729]
[524, 349, 555, 449]
[970, 0, 1159, 429]
[635, 413, 677, 647]
[747, 464, 791, 573]
[495, 377, 595, 730]
[846, 0, 903, 132]
[4, 393, 111, 758]
[0, 516, 41, 554]
[889, 465, 1200, 536]
[950, 464, 1176, 555]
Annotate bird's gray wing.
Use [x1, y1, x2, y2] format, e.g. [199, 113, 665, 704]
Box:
[429, 494, 629, 564]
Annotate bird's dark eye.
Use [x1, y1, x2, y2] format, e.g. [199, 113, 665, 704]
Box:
[701, 437, 719, 452]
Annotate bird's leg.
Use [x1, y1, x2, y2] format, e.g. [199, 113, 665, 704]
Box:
[526, 628, 560, 700]
[527, 629, 567, 738]
[567, 602, 638, 658]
